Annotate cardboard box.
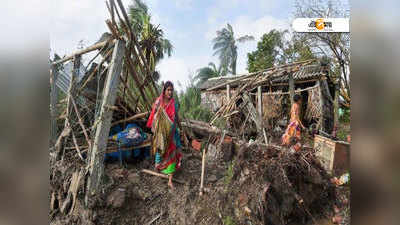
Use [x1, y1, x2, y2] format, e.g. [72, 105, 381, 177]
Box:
[314, 135, 350, 175]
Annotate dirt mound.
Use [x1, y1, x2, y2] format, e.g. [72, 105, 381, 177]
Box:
[230, 144, 337, 225]
[50, 144, 341, 225]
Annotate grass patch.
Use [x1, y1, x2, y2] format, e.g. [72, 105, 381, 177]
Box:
[224, 160, 235, 187]
[223, 216, 236, 225]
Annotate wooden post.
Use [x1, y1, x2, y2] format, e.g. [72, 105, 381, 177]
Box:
[226, 84, 230, 101]
[288, 73, 295, 106]
[199, 147, 206, 196]
[87, 40, 125, 197]
[333, 82, 340, 128]
[50, 65, 59, 147]
[257, 86, 262, 119]
[226, 84, 231, 127]
[257, 86, 269, 144]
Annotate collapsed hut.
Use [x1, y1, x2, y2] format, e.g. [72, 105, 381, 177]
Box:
[198, 60, 337, 143]
[49, 0, 168, 212]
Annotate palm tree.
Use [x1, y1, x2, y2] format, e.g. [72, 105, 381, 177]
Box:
[194, 62, 226, 86]
[127, 0, 173, 76]
[212, 23, 254, 75]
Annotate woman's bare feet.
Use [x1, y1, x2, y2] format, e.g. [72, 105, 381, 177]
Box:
[168, 174, 174, 190]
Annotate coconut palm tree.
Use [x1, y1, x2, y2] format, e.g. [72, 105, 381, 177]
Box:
[194, 62, 226, 86]
[212, 23, 254, 75]
[127, 0, 173, 74]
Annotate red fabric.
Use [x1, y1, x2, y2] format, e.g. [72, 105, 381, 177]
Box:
[146, 94, 176, 128]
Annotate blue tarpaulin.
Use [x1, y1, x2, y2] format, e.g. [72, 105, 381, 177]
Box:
[104, 123, 149, 162]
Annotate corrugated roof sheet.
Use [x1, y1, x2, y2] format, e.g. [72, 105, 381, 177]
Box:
[271, 64, 324, 83]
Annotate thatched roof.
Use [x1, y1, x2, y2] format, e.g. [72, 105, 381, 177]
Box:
[199, 60, 328, 91]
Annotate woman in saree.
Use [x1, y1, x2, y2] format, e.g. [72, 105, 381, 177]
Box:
[281, 94, 305, 151]
[146, 81, 182, 189]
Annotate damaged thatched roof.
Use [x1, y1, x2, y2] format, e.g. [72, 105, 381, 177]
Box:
[199, 60, 329, 91]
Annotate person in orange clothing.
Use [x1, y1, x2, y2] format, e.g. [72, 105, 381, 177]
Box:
[281, 94, 305, 151]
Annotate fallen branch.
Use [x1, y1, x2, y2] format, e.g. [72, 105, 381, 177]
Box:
[141, 169, 185, 184]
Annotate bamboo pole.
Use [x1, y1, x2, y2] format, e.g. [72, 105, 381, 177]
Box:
[199, 147, 206, 196]
[52, 41, 112, 65]
[70, 96, 92, 151]
[141, 169, 185, 184]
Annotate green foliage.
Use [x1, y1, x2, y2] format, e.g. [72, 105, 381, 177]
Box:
[247, 29, 316, 72]
[178, 77, 214, 122]
[224, 160, 235, 186]
[247, 29, 283, 72]
[213, 23, 254, 75]
[223, 216, 236, 225]
[193, 62, 226, 86]
[126, 0, 173, 83]
[339, 108, 350, 124]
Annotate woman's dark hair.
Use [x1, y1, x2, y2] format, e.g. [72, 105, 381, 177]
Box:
[163, 81, 174, 94]
[293, 94, 302, 103]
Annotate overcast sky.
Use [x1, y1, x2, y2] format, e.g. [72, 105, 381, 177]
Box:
[50, 0, 296, 91]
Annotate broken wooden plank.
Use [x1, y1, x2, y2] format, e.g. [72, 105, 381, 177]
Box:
[87, 40, 125, 196]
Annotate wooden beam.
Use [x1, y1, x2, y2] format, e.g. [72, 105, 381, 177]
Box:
[52, 40, 112, 65]
[87, 40, 125, 198]
[199, 146, 206, 196]
[257, 86, 262, 119]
